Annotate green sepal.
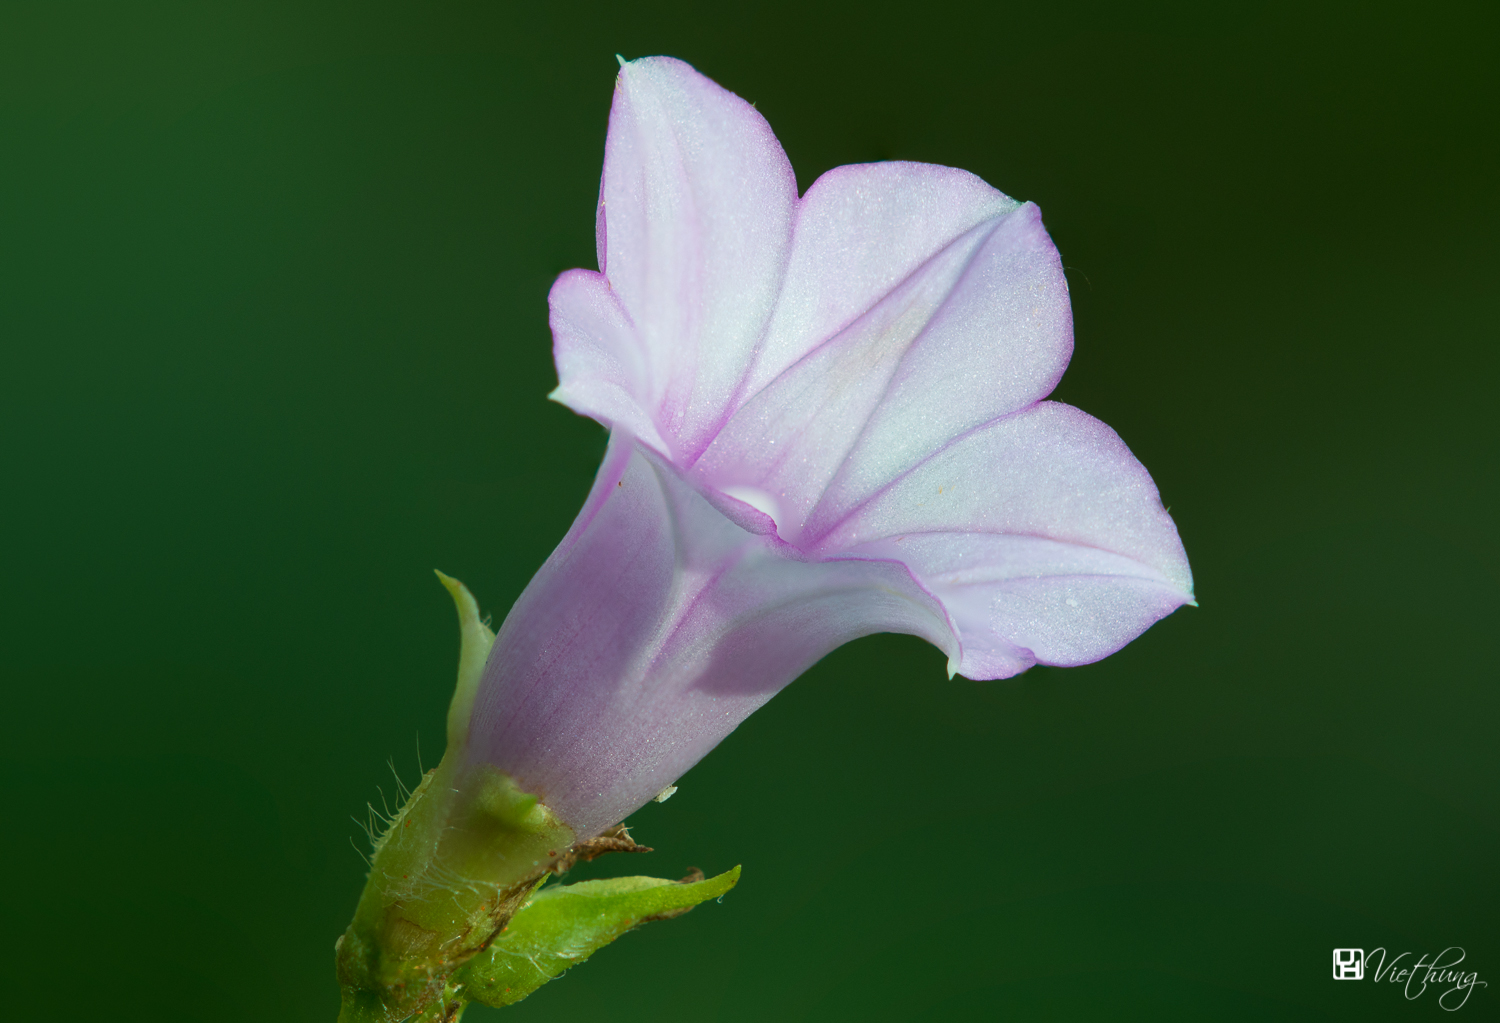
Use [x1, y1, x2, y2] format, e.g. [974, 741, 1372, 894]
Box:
[451, 866, 742, 1009]
[434, 569, 493, 748]
[336, 575, 575, 1023]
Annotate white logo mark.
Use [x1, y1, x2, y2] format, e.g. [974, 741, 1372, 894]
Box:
[1334, 949, 1365, 980]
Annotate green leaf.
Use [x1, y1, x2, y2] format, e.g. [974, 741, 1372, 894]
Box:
[452, 866, 741, 1008]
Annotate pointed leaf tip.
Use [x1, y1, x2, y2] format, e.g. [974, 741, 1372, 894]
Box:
[434, 571, 495, 748]
[434, 569, 479, 623]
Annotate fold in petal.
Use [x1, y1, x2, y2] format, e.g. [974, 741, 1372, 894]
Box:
[600, 56, 797, 461]
[465, 433, 955, 840]
[694, 215, 999, 538]
[821, 401, 1194, 677]
[738, 161, 1022, 402]
[800, 202, 1073, 542]
[547, 269, 669, 455]
[846, 533, 1191, 678]
[816, 402, 1192, 580]
[696, 199, 1072, 543]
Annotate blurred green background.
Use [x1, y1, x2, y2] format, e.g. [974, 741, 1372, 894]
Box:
[2, 2, 1495, 1020]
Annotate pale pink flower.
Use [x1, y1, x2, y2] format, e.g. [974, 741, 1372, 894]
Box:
[463, 56, 1193, 841]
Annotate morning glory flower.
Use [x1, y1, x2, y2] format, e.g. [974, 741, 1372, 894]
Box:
[463, 55, 1194, 844]
[336, 56, 1198, 1019]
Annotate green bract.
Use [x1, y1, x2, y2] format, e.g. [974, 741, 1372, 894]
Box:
[453, 867, 742, 1011]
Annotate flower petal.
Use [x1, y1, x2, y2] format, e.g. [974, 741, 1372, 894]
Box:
[464, 432, 954, 840]
[799, 202, 1073, 542]
[600, 56, 797, 461]
[696, 193, 1072, 543]
[739, 161, 1021, 401]
[694, 214, 1002, 538]
[817, 401, 1194, 677]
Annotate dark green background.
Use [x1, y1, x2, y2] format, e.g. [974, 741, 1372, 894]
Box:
[2, 2, 1495, 1020]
